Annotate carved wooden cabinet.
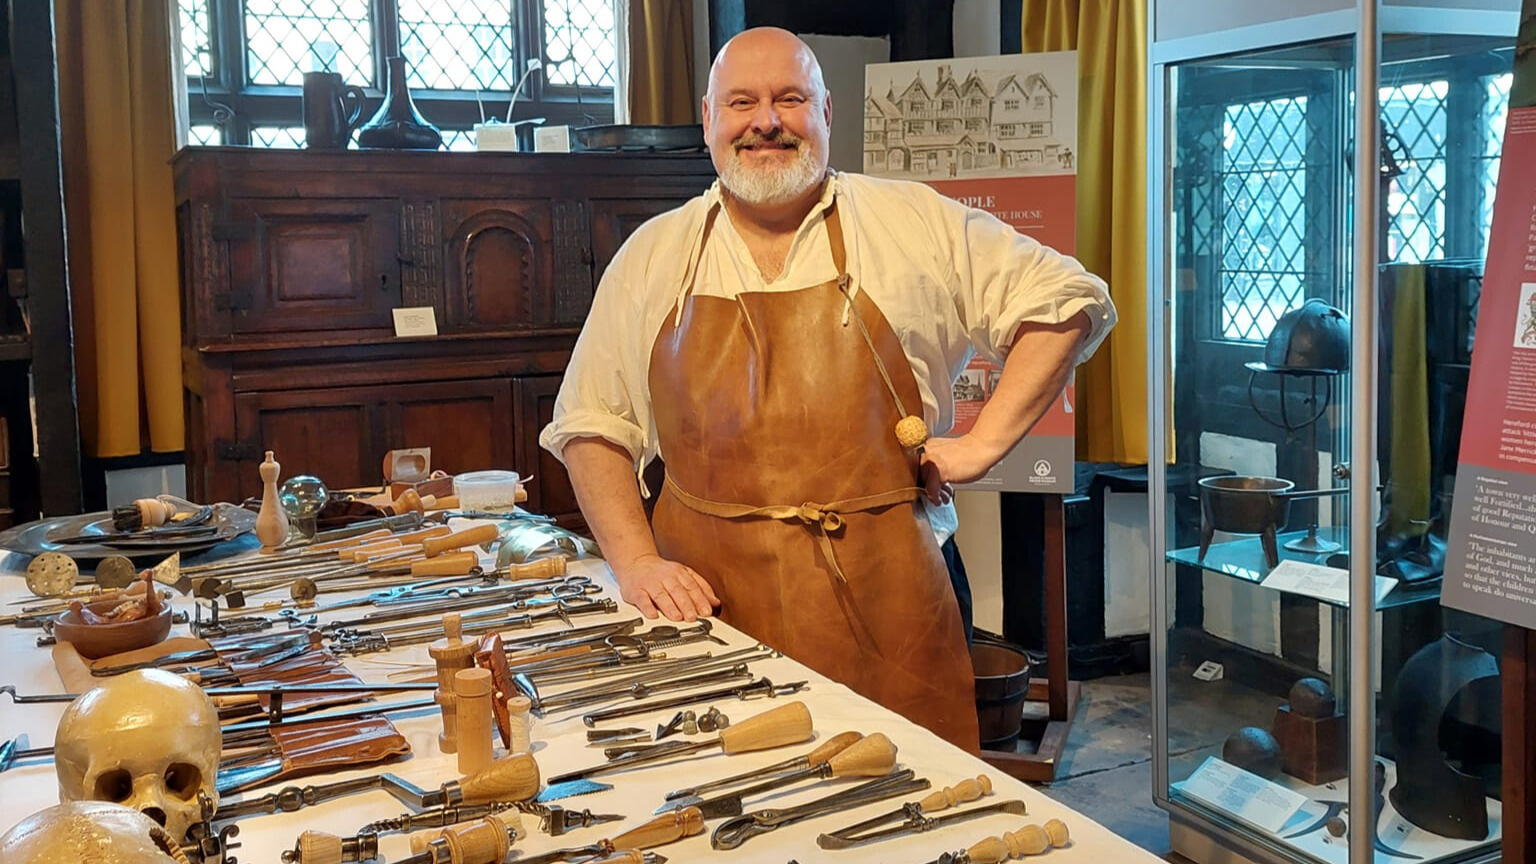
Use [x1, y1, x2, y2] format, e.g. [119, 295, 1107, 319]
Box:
[175, 147, 715, 527]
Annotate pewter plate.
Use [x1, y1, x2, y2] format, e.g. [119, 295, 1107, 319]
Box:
[0, 504, 256, 563]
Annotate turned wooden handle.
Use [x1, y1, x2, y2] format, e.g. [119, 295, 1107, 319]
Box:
[436, 815, 513, 864]
[967, 820, 1069, 862]
[457, 752, 541, 804]
[423, 524, 500, 557]
[611, 806, 705, 849]
[311, 528, 390, 551]
[918, 774, 993, 811]
[293, 831, 345, 864]
[410, 552, 480, 576]
[354, 546, 422, 564]
[340, 538, 402, 560]
[803, 731, 863, 765]
[826, 732, 896, 777]
[427, 494, 460, 510]
[391, 488, 424, 516]
[717, 701, 813, 755]
[506, 558, 566, 580]
[396, 525, 454, 544]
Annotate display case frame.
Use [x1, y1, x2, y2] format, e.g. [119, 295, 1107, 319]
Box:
[1146, 3, 1522, 864]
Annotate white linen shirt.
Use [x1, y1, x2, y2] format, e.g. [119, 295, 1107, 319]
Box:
[537, 170, 1116, 543]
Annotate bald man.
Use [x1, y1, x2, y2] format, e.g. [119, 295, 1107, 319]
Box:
[540, 28, 1115, 751]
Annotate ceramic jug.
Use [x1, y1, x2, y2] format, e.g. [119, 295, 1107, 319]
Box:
[302, 71, 366, 149]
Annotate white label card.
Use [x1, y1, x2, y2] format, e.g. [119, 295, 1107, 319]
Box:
[1180, 756, 1307, 834]
[393, 306, 438, 338]
[1261, 559, 1397, 606]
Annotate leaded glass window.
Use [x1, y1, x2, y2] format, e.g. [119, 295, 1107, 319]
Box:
[178, 0, 615, 147]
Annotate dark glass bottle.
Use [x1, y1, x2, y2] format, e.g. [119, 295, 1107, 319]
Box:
[356, 56, 443, 150]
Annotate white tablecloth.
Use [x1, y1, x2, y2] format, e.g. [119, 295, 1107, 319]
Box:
[0, 541, 1161, 864]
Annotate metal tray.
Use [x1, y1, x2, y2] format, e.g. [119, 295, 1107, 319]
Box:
[571, 124, 706, 152]
[0, 504, 257, 563]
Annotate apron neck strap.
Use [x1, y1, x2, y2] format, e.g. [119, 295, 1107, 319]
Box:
[680, 192, 846, 303]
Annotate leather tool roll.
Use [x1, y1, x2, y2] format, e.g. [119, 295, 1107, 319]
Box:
[220, 715, 410, 794]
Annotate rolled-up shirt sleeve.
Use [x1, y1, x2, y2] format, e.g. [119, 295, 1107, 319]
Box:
[538, 243, 651, 469]
[933, 194, 1117, 365]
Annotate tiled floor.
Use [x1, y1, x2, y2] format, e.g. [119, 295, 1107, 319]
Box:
[1008, 669, 1281, 861]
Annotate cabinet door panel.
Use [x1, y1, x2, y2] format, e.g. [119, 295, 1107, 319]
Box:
[590, 198, 693, 284]
[226, 199, 400, 334]
[440, 199, 553, 330]
[235, 389, 380, 500]
[515, 375, 582, 530]
[388, 380, 516, 477]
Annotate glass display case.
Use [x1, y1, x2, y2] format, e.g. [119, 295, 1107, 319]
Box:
[1147, 3, 1520, 863]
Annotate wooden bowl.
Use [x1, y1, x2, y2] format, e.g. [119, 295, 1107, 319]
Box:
[53, 599, 173, 660]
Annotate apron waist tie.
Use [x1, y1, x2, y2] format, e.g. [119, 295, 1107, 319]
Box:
[662, 474, 924, 583]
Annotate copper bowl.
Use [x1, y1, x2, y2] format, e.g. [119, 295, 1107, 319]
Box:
[53, 599, 173, 660]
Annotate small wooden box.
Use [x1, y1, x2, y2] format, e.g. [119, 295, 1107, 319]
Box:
[1272, 704, 1346, 785]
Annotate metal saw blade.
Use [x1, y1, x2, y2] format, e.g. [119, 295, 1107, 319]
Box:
[532, 778, 614, 803]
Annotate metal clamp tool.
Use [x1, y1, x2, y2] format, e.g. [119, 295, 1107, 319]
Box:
[581, 676, 806, 727]
[814, 774, 1003, 848]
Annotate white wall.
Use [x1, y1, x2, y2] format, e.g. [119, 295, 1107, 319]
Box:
[799, 34, 891, 173]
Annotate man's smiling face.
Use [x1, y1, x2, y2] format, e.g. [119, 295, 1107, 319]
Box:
[702, 28, 832, 207]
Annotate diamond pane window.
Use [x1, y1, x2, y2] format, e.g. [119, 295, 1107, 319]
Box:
[1219, 96, 1309, 342]
[179, 0, 213, 78]
[400, 0, 517, 91]
[543, 0, 616, 87]
[1477, 73, 1513, 263]
[1380, 80, 1448, 264]
[442, 129, 478, 151]
[188, 124, 223, 145]
[251, 126, 308, 148]
[244, 0, 373, 86]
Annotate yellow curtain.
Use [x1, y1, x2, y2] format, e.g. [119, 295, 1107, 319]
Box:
[627, 0, 698, 125]
[1023, 0, 1148, 464]
[55, 0, 184, 458]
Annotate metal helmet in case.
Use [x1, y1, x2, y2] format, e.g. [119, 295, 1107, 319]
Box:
[1244, 298, 1350, 376]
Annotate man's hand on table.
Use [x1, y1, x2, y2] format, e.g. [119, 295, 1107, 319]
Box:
[614, 553, 719, 621]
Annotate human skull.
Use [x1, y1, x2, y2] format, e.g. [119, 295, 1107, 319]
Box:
[0, 801, 189, 863]
[54, 669, 220, 844]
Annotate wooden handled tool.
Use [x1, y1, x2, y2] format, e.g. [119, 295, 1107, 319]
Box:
[663, 730, 863, 805]
[505, 557, 567, 580]
[685, 732, 897, 818]
[513, 808, 705, 864]
[920, 775, 992, 811]
[310, 528, 392, 552]
[407, 552, 480, 577]
[404, 814, 525, 864]
[612, 806, 706, 848]
[423, 524, 500, 557]
[396, 525, 453, 544]
[340, 538, 402, 560]
[546, 701, 814, 785]
[282, 830, 378, 864]
[954, 819, 1070, 863]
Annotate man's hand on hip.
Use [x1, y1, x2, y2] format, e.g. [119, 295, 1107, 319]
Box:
[919, 435, 999, 505]
[614, 553, 720, 622]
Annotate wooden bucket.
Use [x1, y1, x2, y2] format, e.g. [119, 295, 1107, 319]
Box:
[972, 636, 1032, 751]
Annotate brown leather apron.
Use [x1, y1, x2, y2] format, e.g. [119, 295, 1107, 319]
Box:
[646, 200, 980, 752]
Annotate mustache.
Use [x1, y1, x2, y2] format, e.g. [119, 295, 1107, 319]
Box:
[733, 131, 803, 151]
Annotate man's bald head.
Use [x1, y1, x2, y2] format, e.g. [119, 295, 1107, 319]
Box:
[701, 27, 833, 211]
[706, 27, 827, 104]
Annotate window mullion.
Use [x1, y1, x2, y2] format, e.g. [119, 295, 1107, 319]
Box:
[376, 0, 401, 76]
[522, 0, 546, 103]
[1443, 67, 1479, 262]
[215, 0, 250, 144]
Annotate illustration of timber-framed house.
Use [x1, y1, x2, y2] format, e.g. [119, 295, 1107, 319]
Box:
[864, 64, 1069, 176]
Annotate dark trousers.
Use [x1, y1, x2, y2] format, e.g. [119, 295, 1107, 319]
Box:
[941, 536, 974, 647]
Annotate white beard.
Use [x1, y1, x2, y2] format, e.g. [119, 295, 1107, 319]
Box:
[719, 140, 824, 206]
